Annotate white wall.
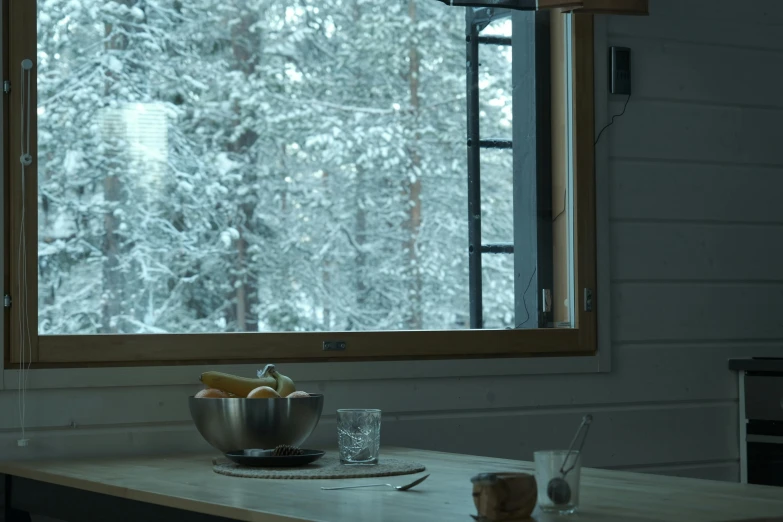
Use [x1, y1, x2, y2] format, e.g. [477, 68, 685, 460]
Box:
[2, 0, 783, 489]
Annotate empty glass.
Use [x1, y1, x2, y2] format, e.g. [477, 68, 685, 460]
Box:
[337, 409, 381, 465]
[534, 450, 582, 514]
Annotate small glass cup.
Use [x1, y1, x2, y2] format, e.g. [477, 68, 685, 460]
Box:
[534, 450, 582, 515]
[337, 409, 381, 465]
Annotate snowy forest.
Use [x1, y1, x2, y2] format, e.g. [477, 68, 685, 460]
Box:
[36, 0, 515, 334]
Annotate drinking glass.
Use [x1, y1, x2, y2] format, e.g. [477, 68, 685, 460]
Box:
[534, 449, 582, 514]
[337, 409, 381, 465]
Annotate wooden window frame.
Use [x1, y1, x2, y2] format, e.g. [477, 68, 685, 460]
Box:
[4, 5, 596, 367]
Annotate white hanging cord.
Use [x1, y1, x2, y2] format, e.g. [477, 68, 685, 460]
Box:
[18, 58, 34, 447]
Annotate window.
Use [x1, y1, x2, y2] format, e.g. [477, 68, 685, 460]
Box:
[5, 1, 597, 365]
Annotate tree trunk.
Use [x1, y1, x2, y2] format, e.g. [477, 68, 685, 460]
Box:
[322, 170, 332, 330]
[404, 0, 423, 330]
[227, 1, 261, 331]
[236, 234, 248, 330]
[354, 167, 368, 328]
[101, 0, 133, 333]
[102, 172, 123, 333]
[350, 0, 368, 331]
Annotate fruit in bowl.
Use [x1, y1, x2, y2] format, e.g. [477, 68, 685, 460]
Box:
[189, 365, 323, 454]
[195, 388, 230, 399]
[247, 386, 279, 399]
[198, 364, 286, 396]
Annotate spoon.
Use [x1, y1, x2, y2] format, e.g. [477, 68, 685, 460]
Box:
[321, 474, 430, 491]
[547, 414, 592, 506]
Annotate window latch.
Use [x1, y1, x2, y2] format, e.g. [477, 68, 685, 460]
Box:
[3, 294, 11, 308]
[323, 340, 346, 351]
[3, 81, 10, 95]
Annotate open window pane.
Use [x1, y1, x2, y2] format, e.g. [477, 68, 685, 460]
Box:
[479, 149, 513, 245]
[478, 17, 512, 140]
[481, 254, 514, 329]
[479, 147, 513, 329]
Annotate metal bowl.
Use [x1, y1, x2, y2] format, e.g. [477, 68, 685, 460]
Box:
[188, 394, 324, 454]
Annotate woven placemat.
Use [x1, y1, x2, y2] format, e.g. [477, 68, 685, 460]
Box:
[212, 453, 425, 480]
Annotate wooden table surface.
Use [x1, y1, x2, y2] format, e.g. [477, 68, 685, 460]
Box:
[1, 447, 782, 522]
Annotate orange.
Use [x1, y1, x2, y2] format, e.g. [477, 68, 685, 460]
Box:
[286, 391, 311, 398]
[247, 386, 280, 399]
[195, 388, 229, 398]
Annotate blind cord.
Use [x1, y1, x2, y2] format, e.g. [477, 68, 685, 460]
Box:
[18, 58, 34, 447]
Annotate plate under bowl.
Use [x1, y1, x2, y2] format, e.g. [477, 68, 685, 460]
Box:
[225, 449, 325, 467]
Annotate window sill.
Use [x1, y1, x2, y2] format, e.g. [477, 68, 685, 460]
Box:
[2, 354, 606, 391]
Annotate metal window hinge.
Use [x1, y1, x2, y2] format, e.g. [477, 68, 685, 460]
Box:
[3, 294, 11, 308]
[3, 81, 10, 94]
[583, 288, 593, 312]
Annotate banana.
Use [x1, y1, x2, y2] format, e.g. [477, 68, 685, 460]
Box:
[274, 371, 297, 398]
[258, 364, 297, 397]
[199, 371, 276, 398]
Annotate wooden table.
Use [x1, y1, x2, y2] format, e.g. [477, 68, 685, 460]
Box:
[2, 447, 783, 522]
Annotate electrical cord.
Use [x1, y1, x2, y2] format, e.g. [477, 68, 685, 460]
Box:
[594, 94, 630, 146]
[514, 266, 537, 328]
[552, 189, 567, 222]
[554, 96, 631, 224]
[512, 96, 630, 330]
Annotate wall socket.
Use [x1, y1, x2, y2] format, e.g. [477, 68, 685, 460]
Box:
[609, 46, 631, 95]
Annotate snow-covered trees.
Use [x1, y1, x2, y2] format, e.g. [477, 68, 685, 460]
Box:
[37, 0, 514, 334]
